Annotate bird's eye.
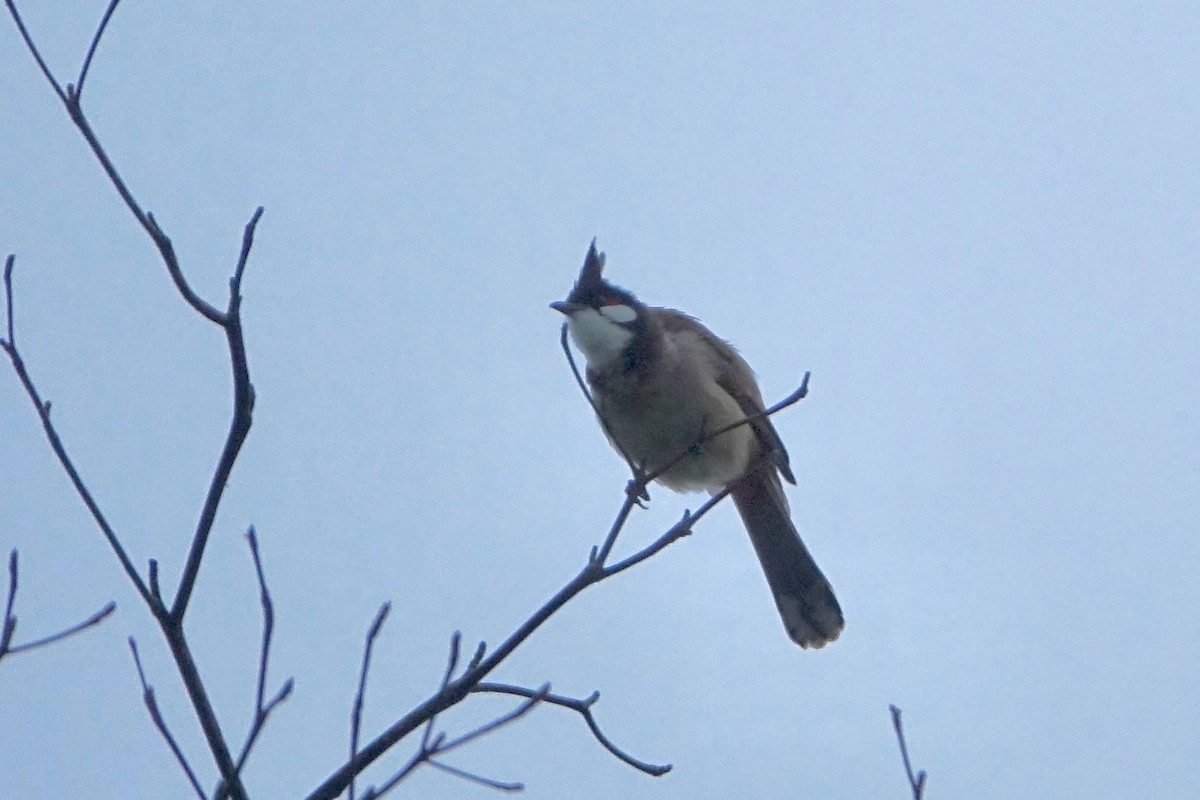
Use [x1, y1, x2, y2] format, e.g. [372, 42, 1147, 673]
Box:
[599, 303, 637, 324]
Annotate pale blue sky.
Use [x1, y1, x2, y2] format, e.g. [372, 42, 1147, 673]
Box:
[2, 3, 1198, 799]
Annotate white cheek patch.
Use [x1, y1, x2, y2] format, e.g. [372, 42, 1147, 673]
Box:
[599, 303, 637, 324]
[568, 307, 634, 367]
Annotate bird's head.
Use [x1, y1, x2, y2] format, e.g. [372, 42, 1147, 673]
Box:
[550, 240, 647, 368]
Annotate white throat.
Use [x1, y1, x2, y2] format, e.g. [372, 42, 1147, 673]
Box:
[567, 307, 634, 368]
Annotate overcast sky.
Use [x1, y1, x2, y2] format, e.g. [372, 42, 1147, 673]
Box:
[2, 2, 1198, 799]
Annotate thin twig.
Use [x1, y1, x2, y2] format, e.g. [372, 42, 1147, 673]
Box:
[129, 638, 207, 800]
[427, 760, 523, 792]
[247, 528, 273, 716]
[3, 255, 14, 346]
[11, 0, 225, 323]
[1, 258, 156, 609]
[592, 491, 641, 567]
[350, 602, 391, 800]
[75, 0, 121, 97]
[359, 750, 423, 800]
[3, 1, 67, 102]
[6, 601, 116, 656]
[475, 683, 671, 775]
[889, 705, 927, 800]
[230, 206, 264, 301]
[1, 550, 19, 656]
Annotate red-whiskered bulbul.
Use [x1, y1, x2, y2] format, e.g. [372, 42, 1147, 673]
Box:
[551, 241, 843, 648]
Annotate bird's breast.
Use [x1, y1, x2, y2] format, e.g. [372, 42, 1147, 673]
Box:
[591, 370, 755, 493]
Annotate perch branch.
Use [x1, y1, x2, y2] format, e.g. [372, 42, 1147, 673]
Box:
[304, 368, 805, 799]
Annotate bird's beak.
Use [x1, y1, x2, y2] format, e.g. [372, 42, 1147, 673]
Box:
[549, 300, 580, 315]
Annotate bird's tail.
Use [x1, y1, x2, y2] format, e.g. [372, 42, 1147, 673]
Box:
[729, 470, 844, 648]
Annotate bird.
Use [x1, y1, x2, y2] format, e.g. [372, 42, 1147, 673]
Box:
[551, 241, 843, 648]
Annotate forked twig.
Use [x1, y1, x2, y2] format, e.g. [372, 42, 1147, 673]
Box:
[475, 682, 671, 775]
[604, 487, 730, 578]
[0, 548, 115, 659]
[362, 684, 550, 799]
[215, 529, 294, 800]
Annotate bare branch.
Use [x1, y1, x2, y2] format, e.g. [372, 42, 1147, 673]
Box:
[11, 2, 226, 324]
[129, 638, 207, 800]
[4, 260, 246, 797]
[75, 0, 121, 97]
[350, 602, 391, 800]
[889, 705, 927, 800]
[475, 683, 671, 776]
[6, 10, 265, 799]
